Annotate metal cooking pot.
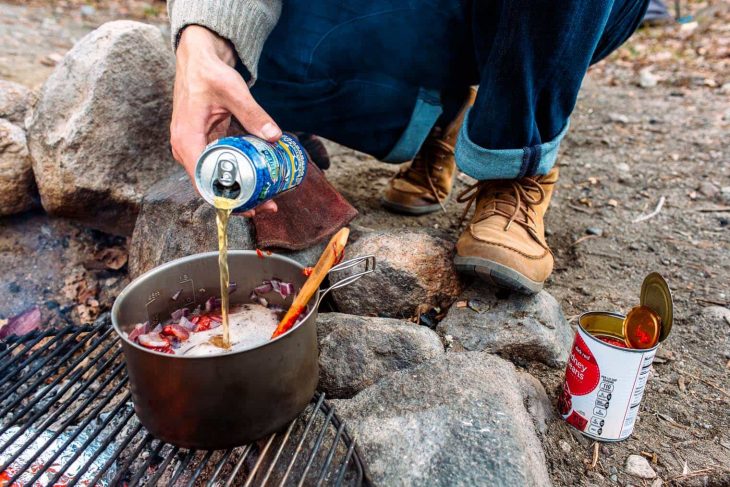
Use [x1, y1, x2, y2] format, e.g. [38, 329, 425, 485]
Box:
[111, 251, 374, 449]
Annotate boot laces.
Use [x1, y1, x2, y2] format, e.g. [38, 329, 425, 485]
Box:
[396, 137, 453, 212]
[456, 175, 552, 234]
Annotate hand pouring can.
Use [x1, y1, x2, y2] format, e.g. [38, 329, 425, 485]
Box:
[194, 133, 307, 211]
[558, 273, 674, 441]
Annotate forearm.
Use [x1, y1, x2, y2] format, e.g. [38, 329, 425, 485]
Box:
[167, 0, 282, 85]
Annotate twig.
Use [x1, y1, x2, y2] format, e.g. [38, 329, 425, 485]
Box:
[690, 206, 730, 213]
[568, 203, 593, 214]
[570, 235, 599, 247]
[590, 442, 599, 469]
[668, 467, 716, 482]
[633, 196, 666, 223]
[679, 371, 730, 398]
[696, 298, 729, 307]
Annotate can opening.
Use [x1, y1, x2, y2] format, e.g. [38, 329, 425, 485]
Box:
[213, 179, 241, 199]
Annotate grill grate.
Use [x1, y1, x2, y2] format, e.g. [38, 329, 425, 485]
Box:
[0, 319, 363, 486]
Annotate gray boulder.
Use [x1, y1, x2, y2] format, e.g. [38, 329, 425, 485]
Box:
[0, 119, 36, 215]
[317, 313, 443, 398]
[437, 283, 573, 367]
[331, 230, 464, 318]
[129, 169, 330, 277]
[27, 21, 176, 235]
[332, 352, 552, 487]
[0, 80, 33, 125]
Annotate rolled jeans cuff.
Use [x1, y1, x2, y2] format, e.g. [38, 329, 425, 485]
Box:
[382, 87, 443, 163]
[455, 108, 570, 180]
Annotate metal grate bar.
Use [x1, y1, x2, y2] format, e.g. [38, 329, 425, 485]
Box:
[169, 448, 197, 485]
[0, 359, 126, 475]
[187, 449, 215, 487]
[0, 321, 363, 486]
[298, 407, 336, 487]
[242, 433, 277, 487]
[0, 345, 122, 450]
[66, 407, 136, 487]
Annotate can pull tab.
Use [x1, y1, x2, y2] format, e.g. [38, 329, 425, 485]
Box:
[213, 152, 241, 199]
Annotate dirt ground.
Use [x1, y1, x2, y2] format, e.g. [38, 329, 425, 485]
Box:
[0, 1, 728, 485]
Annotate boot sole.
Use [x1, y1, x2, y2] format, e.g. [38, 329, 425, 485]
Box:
[454, 256, 544, 295]
[380, 195, 450, 215]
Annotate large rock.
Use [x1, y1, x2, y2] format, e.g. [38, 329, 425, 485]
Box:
[0, 80, 33, 125]
[317, 313, 443, 399]
[27, 21, 176, 235]
[129, 170, 329, 277]
[332, 352, 551, 487]
[0, 119, 36, 215]
[331, 230, 464, 318]
[437, 283, 573, 367]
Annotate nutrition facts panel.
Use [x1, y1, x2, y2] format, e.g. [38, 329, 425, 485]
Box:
[620, 350, 656, 438]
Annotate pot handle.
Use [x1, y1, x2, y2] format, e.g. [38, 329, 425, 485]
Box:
[317, 255, 376, 307]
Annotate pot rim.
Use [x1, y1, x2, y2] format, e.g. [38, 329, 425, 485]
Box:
[111, 250, 318, 360]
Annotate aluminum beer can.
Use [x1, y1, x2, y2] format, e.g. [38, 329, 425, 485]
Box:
[559, 312, 658, 441]
[194, 133, 308, 211]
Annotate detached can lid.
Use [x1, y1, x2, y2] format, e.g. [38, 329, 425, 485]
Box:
[640, 272, 673, 342]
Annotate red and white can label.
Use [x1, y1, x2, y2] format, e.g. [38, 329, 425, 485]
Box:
[559, 326, 656, 441]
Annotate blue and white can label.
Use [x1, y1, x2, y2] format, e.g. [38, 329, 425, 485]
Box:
[194, 133, 308, 212]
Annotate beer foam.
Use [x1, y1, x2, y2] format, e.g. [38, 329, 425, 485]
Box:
[178, 304, 279, 357]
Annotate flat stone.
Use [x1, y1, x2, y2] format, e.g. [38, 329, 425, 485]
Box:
[332, 352, 551, 487]
[128, 169, 329, 277]
[517, 371, 555, 435]
[317, 313, 443, 399]
[437, 283, 573, 367]
[0, 79, 33, 125]
[27, 21, 177, 235]
[331, 230, 464, 318]
[0, 119, 36, 215]
[624, 454, 656, 479]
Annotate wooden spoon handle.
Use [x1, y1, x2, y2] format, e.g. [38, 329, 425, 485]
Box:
[271, 228, 349, 338]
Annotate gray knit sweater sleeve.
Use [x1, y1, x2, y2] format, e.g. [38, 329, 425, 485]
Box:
[167, 0, 282, 84]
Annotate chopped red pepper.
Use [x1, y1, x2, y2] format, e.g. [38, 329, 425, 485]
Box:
[266, 250, 273, 256]
[256, 248, 265, 259]
[303, 267, 314, 277]
[193, 315, 213, 332]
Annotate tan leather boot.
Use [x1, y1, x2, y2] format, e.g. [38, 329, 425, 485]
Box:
[454, 168, 559, 294]
[381, 88, 476, 214]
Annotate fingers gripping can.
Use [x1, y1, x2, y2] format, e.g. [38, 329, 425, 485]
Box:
[194, 134, 308, 211]
[558, 312, 658, 441]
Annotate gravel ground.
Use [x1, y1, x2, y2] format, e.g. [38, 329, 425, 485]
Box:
[0, 1, 728, 485]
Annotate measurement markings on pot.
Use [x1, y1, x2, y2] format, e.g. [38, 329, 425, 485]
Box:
[0, 321, 364, 485]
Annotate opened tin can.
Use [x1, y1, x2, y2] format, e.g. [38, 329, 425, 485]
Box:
[558, 273, 673, 441]
[194, 133, 307, 212]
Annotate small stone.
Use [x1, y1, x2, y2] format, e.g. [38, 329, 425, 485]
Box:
[617, 162, 631, 172]
[316, 313, 444, 399]
[586, 227, 603, 236]
[28, 21, 177, 235]
[8, 282, 21, 293]
[80, 5, 96, 17]
[39, 53, 64, 67]
[720, 83, 730, 95]
[517, 372, 554, 435]
[437, 282, 573, 367]
[610, 474, 618, 482]
[559, 440, 571, 453]
[0, 80, 34, 125]
[607, 113, 629, 124]
[625, 454, 657, 479]
[608, 199, 618, 207]
[651, 479, 663, 487]
[639, 67, 659, 88]
[697, 181, 719, 198]
[331, 230, 463, 318]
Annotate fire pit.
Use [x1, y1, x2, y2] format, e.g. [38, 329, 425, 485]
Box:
[0, 319, 364, 486]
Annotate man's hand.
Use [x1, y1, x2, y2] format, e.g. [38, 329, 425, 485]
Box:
[171, 25, 279, 216]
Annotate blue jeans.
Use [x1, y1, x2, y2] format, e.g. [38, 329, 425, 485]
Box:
[251, 0, 648, 180]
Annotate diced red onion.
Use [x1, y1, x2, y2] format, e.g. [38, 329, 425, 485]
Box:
[171, 288, 183, 301]
[127, 322, 149, 342]
[257, 296, 269, 307]
[209, 319, 222, 330]
[138, 332, 169, 349]
[228, 282, 238, 294]
[171, 307, 189, 320]
[278, 282, 295, 298]
[254, 282, 273, 295]
[151, 323, 163, 334]
[204, 296, 220, 312]
[179, 316, 196, 331]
